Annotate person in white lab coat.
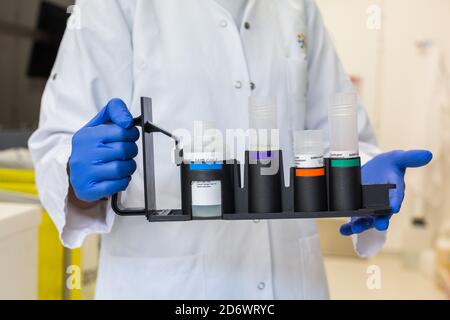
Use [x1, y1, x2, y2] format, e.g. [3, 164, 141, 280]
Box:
[28, 0, 431, 299]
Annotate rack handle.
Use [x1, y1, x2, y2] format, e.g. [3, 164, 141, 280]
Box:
[111, 97, 178, 216]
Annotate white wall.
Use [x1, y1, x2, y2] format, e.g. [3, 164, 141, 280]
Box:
[315, 0, 383, 127]
[316, 0, 450, 251]
[377, 0, 450, 250]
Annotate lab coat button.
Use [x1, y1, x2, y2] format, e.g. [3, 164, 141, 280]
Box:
[140, 61, 148, 69]
[234, 81, 242, 89]
[258, 282, 266, 290]
[250, 82, 256, 90]
[244, 22, 251, 30]
[219, 20, 228, 28]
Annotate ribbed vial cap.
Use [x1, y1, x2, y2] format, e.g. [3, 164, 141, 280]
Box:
[328, 93, 359, 157]
[248, 96, 279, 151]
[294, 130, 324, 155]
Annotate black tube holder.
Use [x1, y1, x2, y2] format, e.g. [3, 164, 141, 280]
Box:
[111, 97, 395, 222]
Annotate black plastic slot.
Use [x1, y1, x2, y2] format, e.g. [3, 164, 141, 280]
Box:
[294, 172, 327, 212]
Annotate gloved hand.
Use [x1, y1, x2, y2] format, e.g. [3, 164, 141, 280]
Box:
[69, 99, 139, 203]
[340, 150, 433, 236]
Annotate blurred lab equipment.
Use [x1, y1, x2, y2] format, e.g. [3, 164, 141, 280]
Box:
[406, 43, 450, 236]
[0, 202, 41, 299]
[0, 1, 68, 78]
[0, 148, 34, 169]
[436, 221, 450, 298]
[402, 217, 433, 269]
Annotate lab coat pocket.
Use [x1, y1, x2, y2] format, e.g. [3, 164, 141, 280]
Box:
[286, 59, 308, 130]
[98, 253, 206, 300]
[298, 234, 330, 299]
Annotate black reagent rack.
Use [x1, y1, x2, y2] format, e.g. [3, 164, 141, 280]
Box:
[111, 97, 395, 222]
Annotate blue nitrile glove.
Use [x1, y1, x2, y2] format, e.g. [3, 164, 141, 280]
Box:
[340, 150, 433, 236]
[69, 99, 140, 203]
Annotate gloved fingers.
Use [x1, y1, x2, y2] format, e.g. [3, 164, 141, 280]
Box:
[339, 223, 353, 236]
[86, 99, 134, 129]
[393, 150, 433, 169]
[91, 177, 132, 199]
[340, 217, 374, 236]
[389, 178, 405, 214]
[93, 124, 140, 143]
[351, 217, 374, 234]
[96, 142, 139, 162]
[94, 160, 137, 181]
[374, 214, 392, 231]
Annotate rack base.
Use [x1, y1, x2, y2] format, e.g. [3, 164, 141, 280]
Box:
[143, 206, 391, 222]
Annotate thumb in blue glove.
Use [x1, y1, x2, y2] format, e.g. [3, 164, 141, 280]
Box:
[69, 99, 140, 203]
[340, 150, 433, 236]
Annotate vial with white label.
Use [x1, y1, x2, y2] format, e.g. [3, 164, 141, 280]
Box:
[328, 93, 362, 211]
[183, 121, 224, 218]
[293, 130, 327, 212]
[247, 96, 282, 214]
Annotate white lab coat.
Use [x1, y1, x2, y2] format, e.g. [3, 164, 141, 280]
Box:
[29, 0, 386, 299]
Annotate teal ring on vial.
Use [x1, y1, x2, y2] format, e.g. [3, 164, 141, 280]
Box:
[331, 158, 361, 168]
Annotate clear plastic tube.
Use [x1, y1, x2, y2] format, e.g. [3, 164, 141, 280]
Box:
[328, 93, 359, 158]
[182, 121, 223, 218]
[249, 96, 278, 130]
[293, 130, 324, 168]
[248, 96, 278, 151]
[183, 121, 223, 162]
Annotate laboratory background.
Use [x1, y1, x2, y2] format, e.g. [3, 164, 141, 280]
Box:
[0, 0, 449, 300]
